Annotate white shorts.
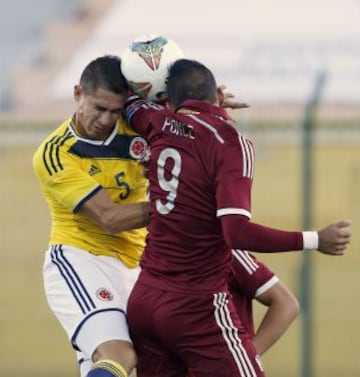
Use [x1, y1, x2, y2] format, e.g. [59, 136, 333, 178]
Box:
[43, 244, 140, 363]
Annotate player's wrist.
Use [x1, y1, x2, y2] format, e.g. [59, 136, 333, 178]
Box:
[126, 91, 140, 104]
[302, 231, 319, 250]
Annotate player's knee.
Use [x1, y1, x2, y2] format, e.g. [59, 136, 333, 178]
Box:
[87, 359, 128, 377]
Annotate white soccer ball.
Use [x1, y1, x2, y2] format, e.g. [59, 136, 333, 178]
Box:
[121, 34, 184, 101]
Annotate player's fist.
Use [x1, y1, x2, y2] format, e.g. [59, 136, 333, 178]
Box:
[317, 220, 352, 256]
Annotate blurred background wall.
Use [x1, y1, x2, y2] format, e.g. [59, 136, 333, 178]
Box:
[0, 1, 359, 376]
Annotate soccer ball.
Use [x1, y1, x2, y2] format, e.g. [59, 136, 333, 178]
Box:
[121, 34, 184, 101]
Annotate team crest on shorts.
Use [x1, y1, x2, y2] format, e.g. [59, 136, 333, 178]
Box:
[96, 288, 113, 301]
[129, 137, 148, 160]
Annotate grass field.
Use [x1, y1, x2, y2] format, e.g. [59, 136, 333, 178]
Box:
[0, 132, 359, 376]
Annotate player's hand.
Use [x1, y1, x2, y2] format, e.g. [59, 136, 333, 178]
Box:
[217, 85, 250, 109]
[317, 220, 352, 255]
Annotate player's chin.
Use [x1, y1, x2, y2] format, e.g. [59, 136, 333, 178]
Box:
[88, 127, 110, 140]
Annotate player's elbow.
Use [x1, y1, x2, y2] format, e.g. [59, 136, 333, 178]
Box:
[287, 295, 300, 322]
[101, 210, 140, 234]
[98, 203, 150, 234]
[221, 214, 250, 249]
[278, 291, 299, 325]
[96, 215, 120, 234]
[94, 207, 127, 234]
[102, 222, 120, 234]
[268, 282, 300, 323]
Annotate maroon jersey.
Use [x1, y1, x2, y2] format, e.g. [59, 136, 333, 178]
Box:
[125, 98, 254, 293]
[230, 250, 278, 336]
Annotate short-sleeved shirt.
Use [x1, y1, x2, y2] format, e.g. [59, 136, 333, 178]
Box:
[125, 99, 255, 290]
[33, 116, 148, 267]
[230, 250, 279, 336]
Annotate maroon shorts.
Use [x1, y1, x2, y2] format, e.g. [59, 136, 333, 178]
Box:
[127, 281, 265, 377]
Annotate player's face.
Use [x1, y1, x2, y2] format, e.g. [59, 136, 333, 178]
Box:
[74, 85, 125, 140]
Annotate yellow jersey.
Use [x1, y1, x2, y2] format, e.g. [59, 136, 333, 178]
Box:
[33, 116, 148, 268]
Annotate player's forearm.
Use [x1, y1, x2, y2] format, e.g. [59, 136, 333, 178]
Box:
[252, 305, 297, 356]
[79, 189, 150, 233]
[124, 94, 162, 136]
[221, 215, 312, 252]
[103, 201, 150, 234]
[252, 281, 299, 356]
[252, 295, 299, 355]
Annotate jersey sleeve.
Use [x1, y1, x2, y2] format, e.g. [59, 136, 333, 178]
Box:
[230, 250, 278, 299]
[33, 144, 101, 213]
[214, 129, 254, 219]
[124, 96, 164, 138]
[213, 127, 304, 252]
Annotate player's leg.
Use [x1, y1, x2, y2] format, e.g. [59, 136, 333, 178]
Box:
[77, 352, 132, 377]
[189, 291, 265, 377]
[135, 345, 186, 377]
[75, 310, 136, 377]
[43, 245, 140, 377]
[127, 281, 188, 377]
[151, 289, 265, 377]
[87, 358, 129, 377]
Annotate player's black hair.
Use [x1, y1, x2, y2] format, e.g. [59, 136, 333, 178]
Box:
[79, 55, 129, 95]
[166, 58, 218, 108]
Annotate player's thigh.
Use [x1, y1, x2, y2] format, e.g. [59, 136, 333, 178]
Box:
[164, 291, 265, 377]
[129, 284, 265, 377]
[43, 244, 140, 359]
[189, 336, 265, 377]
[136, 344, 187, 377]
[128, 283, 187, 377]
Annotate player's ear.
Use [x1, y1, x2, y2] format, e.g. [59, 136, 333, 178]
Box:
[74, 85, 83, 101]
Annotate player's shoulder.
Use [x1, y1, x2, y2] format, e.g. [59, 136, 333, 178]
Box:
[117, 116, 142, 136]
[218, 122, 254, 154]
[216, 119, 250, 142]
[33, 118, 75, 166]
[230, 250, 277, 295]
[207, 118, 252, 152]
[187, 110, 250, 143]
[231, 250, 274, 277]
[36, 118, 73, 149]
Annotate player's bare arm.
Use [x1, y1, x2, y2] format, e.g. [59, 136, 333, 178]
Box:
[251, 281, 299, 356]
[79, 188, 150, 234]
